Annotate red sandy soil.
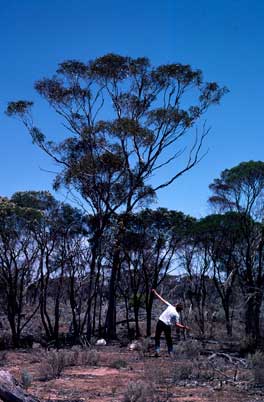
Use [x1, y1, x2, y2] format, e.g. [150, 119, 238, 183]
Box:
[1, 345, 264, 402]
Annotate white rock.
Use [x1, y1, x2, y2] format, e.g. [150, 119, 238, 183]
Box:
[128, 340, 140, 351]
[95, 338, 107, 346]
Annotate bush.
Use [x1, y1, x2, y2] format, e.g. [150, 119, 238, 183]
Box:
[79, 349, 99, 366]
[123, 380, 153, 402]
[174, 339, 202, 359]
[65, 348, 80, 366]
[110, 359, 128, 369]
[21, 369, 32, 389]
[173, 363, 194, 381]
[39, 350, 67, 380]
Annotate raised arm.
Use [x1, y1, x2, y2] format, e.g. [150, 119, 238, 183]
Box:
[152, 289, 170, 306]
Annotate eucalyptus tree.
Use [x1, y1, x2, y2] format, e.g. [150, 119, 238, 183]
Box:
[12, 191, 88, 344]
[0, 195, 41, 347]
[209, 161, 264, 340]
[179, 223, 212, 336]
[40, 199, 88, 344]
[117, 208, 195, 336]
[194, 212, 244, 336]
[7, 54, 227, 338]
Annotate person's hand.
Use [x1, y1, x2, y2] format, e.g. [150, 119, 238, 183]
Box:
[151, 289, 157, 294]
[185, 326, 191, 331]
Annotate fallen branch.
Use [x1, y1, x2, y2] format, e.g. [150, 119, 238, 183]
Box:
[208, 352, 247, 367]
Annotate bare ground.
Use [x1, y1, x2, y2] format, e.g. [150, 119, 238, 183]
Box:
[1, 344, 264, 402]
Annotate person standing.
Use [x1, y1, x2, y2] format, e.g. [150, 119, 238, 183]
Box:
[152, 289, 190, 356]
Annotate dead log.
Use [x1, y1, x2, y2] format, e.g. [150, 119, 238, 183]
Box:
[208, 352, 247, 367]
[0, 370, 40, 402]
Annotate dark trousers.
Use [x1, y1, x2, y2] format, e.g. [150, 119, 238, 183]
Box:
[155, 319, 173, 353]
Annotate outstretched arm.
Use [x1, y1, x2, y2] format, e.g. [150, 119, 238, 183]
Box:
[175, 323, 191, 331]
[152, 289, 170, 306]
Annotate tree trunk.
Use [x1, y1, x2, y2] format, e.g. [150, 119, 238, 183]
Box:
[245, 294, 261, 340]
[145, 295, 153, 337]
[104, 246, 120, 339]
[133, 300, 141, 338]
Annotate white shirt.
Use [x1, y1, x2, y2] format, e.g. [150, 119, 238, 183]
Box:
[159, 304, 180, 326]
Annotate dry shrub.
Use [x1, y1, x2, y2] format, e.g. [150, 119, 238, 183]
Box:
[123, 380, 153, 402]
[173, 359, 214, 382]
[39, 350, 67, 380]
[79, 348, 99, 366]
[39, 347, 100, 380]
[65, 347, 80, 366]
[173, 363, 194, 381]
[174, 339, 202, 359]
[110, 358, 128, 369]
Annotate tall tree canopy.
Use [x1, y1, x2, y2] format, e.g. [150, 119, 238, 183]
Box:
[7, 54, 227, 215]
[209, 161, 264, 219]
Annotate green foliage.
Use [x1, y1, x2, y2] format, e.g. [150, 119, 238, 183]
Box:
[209, 160, 264, 216]
[11, 191, 55, 211]
[7, 54, 227, 216]
[6, 100, 33, 117]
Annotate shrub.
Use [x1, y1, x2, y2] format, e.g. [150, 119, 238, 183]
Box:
[66, 348, 80, 366]
[39, 348, 100, 380]
[79, 349, 99, 366]
[21, 369, 32, 389]
[110, 359, 128, 369]
[173, 363, 194, 381]
[123, 380, 153, 402]
[39, 350, 67, 380]
[174, 339, 202, 359]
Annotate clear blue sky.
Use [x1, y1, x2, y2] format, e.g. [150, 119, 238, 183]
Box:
[1, 0, 264, 218]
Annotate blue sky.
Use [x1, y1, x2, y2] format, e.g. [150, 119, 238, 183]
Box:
[1, 0, 264, 217]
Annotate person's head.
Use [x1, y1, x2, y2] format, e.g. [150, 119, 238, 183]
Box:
[175, 303, 183, 312]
